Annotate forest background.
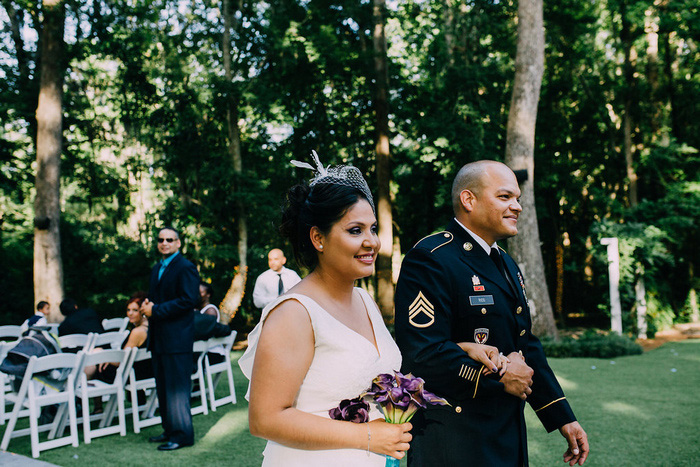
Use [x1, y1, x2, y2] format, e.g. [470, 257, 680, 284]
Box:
[0, 0, 698, 339]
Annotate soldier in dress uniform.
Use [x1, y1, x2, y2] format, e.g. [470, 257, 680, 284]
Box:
[395, 160, 589, 466]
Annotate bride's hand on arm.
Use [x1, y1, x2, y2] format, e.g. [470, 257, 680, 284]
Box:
[456, 342, 510, 376]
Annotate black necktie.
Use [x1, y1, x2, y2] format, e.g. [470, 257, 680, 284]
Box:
[277, 273, 284, 296]
[490, 248, 516, 294]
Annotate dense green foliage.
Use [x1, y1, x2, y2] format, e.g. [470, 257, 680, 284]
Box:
[540, 331, 643, 358]
[1, 1, 698, 333]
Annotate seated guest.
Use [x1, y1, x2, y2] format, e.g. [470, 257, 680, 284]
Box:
[87, 294, 154, 412]
[22, 301, 50, 329]
[90, 294, 153, 382]
[58, 298, 105, 336]
[197, 282, 225, 365]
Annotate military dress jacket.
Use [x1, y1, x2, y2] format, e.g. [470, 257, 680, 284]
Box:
[395, 219, 575, 466]
[147, 253, 200, 354]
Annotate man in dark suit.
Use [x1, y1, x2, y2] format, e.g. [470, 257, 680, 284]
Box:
[58, 298, 105, 336]
[395, 161, 589, 466]
[141, 227, 200, 451]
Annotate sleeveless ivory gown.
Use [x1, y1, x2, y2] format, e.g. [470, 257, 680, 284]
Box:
[239, 288, 402, 466]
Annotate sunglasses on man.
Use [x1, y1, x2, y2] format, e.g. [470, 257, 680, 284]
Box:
[157, 237, 177, 243]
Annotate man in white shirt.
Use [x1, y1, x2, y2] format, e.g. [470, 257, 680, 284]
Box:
[252, 249, 301, 310]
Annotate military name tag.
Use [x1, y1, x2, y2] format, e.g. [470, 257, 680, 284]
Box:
[469, 295, 494, 306]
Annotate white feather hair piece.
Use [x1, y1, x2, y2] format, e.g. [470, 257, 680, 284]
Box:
[290, 150, 375, 212]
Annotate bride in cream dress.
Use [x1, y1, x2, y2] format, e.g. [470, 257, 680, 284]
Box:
[239, 158, 410, 466]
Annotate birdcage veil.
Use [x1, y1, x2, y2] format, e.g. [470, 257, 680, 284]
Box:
[291, 151, 375, 212]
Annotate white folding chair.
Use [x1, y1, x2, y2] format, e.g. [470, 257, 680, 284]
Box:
[0, 352, 83, 458]
[45, 323, 60, 335]
[191, 340, 209, 416]
[125, 349, 160, 433]
[58, 333, 95, 352]
[101, 317, 129, 333]
[76, 348, 135, 443]
[90, 331, 129, 351]
[0, 325, 22, 343]
[0, 342, 20, 425]
[204, 332, 237, 411]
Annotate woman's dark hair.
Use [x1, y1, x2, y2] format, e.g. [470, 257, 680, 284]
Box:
[280, 182, 370, 270]
[59, 298, 78, 316]
[200, 281, 213, 298]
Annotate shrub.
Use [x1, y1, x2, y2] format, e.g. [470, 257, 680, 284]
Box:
[541, 330, 643, 358]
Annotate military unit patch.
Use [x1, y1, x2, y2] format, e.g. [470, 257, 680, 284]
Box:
[474, 328, 489, 344]
[408, 291, 435, 328]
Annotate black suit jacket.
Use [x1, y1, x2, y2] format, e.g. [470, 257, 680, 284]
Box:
[147, 253, 200, 354]
[395, 219, 575, 465]
[58, 308, 105, 336]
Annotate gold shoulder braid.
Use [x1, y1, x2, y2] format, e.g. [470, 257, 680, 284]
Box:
[413, 231, 453, 252]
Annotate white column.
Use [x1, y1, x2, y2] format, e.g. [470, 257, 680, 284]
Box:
[601, 237, 622, 335]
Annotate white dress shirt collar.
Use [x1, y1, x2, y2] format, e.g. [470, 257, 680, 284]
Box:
[453, 218, 497, 255]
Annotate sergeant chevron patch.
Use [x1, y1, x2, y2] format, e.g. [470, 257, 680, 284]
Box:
[408, 291, 435, 328]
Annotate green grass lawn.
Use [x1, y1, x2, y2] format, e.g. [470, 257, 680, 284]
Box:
[5, 341, 700, 466]
[527, 339, 700, 466]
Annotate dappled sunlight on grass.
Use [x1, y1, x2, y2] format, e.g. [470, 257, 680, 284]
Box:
[198, 409, 251, 446]
[553, 374, 577, 391]
[601, 401, 651, 420]
[528, 340, 700, 466]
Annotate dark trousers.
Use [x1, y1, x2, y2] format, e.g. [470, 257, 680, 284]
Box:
[152, 352, 194, 445]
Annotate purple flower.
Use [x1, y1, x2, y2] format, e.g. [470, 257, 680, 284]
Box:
[369, 373, 394, 392]
[387, 387, 411, 410]
[329, 397, 370, 423]
[395, 372, 425, 393]
[362, 371, 451, 424]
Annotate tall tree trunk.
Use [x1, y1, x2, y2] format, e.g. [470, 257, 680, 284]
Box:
[4, 2, 29, 85]
[372, 0, 395, 323]
[689, 263, 699, 323]
[33, 0, 65, 324]
[645, 6, 661, 138]
[219, 0, 247, 323]
[621, 2, 648, 337]
[554, 238, 565, 324]
[504, 0, 558, 338]
[620, 2, 638, 206]
[659, 3, 680, 140]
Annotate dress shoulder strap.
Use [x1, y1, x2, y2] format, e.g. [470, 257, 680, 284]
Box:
[355, 287, 381, 319]
[239, 293, 322, 395]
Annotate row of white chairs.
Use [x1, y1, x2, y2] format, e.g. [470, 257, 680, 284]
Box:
[0, 318, 129, 343]
[0, 330, 127, 427]
[0, 332, 237, 457]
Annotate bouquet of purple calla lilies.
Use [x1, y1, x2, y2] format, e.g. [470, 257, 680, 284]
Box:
[362, 371, 450, 424]
[328, 372, 449, 467]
